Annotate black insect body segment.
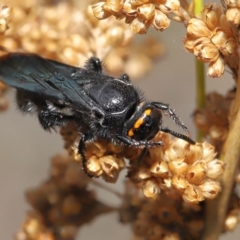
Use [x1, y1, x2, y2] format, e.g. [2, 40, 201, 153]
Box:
[0, 53, 195, 176]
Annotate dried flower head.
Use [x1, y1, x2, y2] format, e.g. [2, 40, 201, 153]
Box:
[184, 3, 238, 77]
[92, 0, 181, 34]
[16, 155, 114, 240]
[61, 120, 223, 203]
[128, 132, 223, 203]
[193, 89, 235, 154]
[120, 181, 204, 240]
[0, 0, 163, 79]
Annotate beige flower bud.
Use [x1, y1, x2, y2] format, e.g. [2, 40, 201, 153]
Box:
[131, 0, 150, 5]
[0, 6, 10, 20]
[143, 179, 160, 198]
[187, 18, 212, 38]
[225, 0, 240, 8]
[152, 10, 170, 31]
[194, 43, 219, 62]
[123, 1, 137, 15]
[207, 56, 224, 77]
[0, 18, 7, 33]
[202, 142, 216, 163]
[202, 3, 221, 31]
[207, 159, 225, 179]
[199, 180, 221, 199]
[184, 36, 195, 52]
[136, 167, 152, 180]
[211, 29, 229, 49]
[159, 0, 180, 13]
[209, 125, 228, 140]
[92, 2, 111, 19]
[99, 155, 124, 178]
[226, 8, 240, 25]
[186, 162, 207, 185]
[150, 160, 169, 176]
[168, 158, 188, 176]
[224, 214, 239, 231]
[138, 3, 155, 21]
[104, 0, 124, 12]
[130, 16, 148, 34]
[172, 176, 188, 192]
[183, 184, 204, 203]
[87, 156, 103, 176]
[224, 37, 237, 56]
[105, 26, 125, 46]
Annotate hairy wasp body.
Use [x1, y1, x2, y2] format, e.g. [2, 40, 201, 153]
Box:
[0, 53, 195, 176]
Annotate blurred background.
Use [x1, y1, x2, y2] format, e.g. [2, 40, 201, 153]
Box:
[0, 19, 239, 240]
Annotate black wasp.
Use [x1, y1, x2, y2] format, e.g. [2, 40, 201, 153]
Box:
[0, 53, 195, 176]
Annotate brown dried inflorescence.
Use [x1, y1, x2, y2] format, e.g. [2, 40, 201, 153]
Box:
[0, 0, 163, 79]
[92, 0, 180, 34]
[16, 155, 114, 240]
[193, 89, 235, 154]
[184, 3, 238, 77]
[62, 124, 223, 203]
[120, 181, 204, 240]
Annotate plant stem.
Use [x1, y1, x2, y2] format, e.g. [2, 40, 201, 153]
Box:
[195, 59, 205, 141]
[201, 59, 240, 240]
[194, 0, 205, 142]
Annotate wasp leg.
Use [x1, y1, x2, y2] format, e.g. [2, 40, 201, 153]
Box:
[160, 126, 195, 144]
[85, 57, 103, 73]
[78, 133, 95, 177]
[116, 135, 163, 147]
[38, 109, 73, 131]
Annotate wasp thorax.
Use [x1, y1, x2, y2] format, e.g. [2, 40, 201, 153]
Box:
[128, 108, 161, 141]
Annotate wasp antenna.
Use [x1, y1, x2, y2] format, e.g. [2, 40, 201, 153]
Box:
[159, 126, 195, 144]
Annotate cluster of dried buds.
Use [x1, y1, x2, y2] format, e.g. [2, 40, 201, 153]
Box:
[0, 0, 163, 79]
[120, 181, 204, 240]
[193, 89, 235, 154]
[92, 0, 180, 34]
[224, 0, 240, 25]
[128, 132, 224, 203]
[184, 3, 238, 77]
[16, 155, 114, 240]
[61, 124, 224, 204]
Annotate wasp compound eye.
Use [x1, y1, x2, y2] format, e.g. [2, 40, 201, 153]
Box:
[0, 53, 195, 177]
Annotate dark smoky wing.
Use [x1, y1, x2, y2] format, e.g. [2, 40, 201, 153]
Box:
[0, 53, 103, 112]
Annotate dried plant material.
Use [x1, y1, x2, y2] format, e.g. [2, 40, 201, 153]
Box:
[193, 89, 235, 154]
[128, 133, 223, 203]
[224, 0, 240, 25]
[0, 0, 163, 79]
[120, 181, 204, 240]
[92, 0, 180, 34]
[16, 155, 114, 240]
[184, 3, 238, 77]
[61, 123, 222, 203]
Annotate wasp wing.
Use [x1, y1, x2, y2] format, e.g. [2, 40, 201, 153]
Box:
[0, 53, 104, 112]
